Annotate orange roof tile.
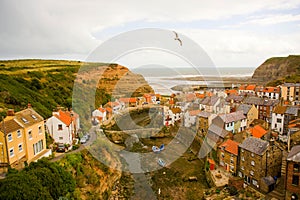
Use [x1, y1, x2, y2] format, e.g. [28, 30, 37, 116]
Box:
[219, 139, 239, 155]
[106, 107, 112, 113]
[98, 107, 106, 113]
[246, 85, 256, 91]
[250, 125, 267, 138]
[119, 98, 137, 103]
[239, 85, 246, 90]
[273, 105, 287, 114]
[195, 93, 205, 99]
[55, 110, 72, 126]
[226, 89, 238, 95]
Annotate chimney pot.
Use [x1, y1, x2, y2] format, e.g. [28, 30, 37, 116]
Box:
[7, 109, 15, 116]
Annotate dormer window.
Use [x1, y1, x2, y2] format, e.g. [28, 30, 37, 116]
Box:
[31, 114, 37, 120]
[21, 117, 28, 123]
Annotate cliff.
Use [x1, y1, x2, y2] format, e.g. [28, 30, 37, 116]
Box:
[252, 55, 300, 83]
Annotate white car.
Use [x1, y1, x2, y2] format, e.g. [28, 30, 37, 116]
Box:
[80, 137, 87, 144]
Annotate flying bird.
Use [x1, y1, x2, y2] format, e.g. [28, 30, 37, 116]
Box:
[173, 31, 182, 46]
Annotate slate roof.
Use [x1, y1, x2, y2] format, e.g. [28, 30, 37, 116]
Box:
[285, 106, 299, 116]
[220, 110, 246, 123]
[226, 94, 244, 102]
[239, 137, 269, 156]
[287, 145, 300, 162]
[283, 83, 300, 87]
[208, 124, 229, 139]
[261, 176, 275, 186]
[197, 111, 212, 118]
[243, 96, 263, 105]
[201, 96, 219, 106]
[188, 110, 201, 116]
[237, 104, 252, 115]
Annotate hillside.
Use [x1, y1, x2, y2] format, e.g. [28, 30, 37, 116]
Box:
[252, 55, 300, 85]
[0, 59, 153, 118]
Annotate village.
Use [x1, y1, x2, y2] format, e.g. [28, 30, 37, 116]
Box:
[1, 82, 300, 199]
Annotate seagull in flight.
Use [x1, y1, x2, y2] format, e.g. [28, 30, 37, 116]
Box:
[173, 31, 182, 46]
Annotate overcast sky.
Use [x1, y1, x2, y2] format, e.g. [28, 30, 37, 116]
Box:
[1, 0, 300, 68]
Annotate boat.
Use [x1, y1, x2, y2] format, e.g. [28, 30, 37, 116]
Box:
[159, 144, 165, 151]
[152, 146, 160, 153]
[158, 158, 166, 167]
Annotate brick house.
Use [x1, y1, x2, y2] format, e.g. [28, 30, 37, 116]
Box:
[218, 139, 240, 175]
[238, 137, 282, 192]
[286, 145, 300, 200]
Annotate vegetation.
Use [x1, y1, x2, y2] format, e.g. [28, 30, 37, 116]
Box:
[0, 59, 114, 119]
[0, 159, 75, 200]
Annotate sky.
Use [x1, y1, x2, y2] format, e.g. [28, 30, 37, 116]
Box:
[1, 0, 300, 68]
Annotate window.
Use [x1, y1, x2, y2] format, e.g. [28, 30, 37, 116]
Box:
[241, 149, 244, 153]
[241, 166, 244, 171]
[28, 130, 32, 139]
[59, 137, 63, 140]
[230, 159, 234, 164]
[7, 133, 12, 142]
[250, 170, 254, 176]
[18, 143, 23, 152]
[21, 117, 28, 123]
[292, 175, 299, 186]
[251, 153, 254, 157]
[251, 161, 255, 166]
[17, 130, 21, 138]
[31, 114, 37, 120]
[221, 152, 224, 158]
[230, 165, 234, 171]
[33, 140, 43, 155]
[238, 172, 243, 178]
[294, 164, 300, 172]
[58, 124, 63, 130]
[9, 148, 14, 157]
[277, 118, 282, 123]
[252, 179, 258, 186]
[38, 126, 42, 134]
[242, 157, 245, 161]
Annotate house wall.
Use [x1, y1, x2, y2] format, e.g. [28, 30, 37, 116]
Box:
[247, 106, 259, 127]
[198, 117, 209, 137]
[218, 148, 238, 175]
[271, 113, 285, 135]
[286, 161, 300, 197]
[24, 121, 46, 163]
[46, 117, 72, 145]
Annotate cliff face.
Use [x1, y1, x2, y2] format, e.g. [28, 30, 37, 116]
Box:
[76, 63, 154, 99]
[252, 55, 300, 82]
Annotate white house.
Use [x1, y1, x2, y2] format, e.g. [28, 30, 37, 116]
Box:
[46, 110, 79, 146]
[199, 96, 220, 113]
[92, 107, 107, 124]
[163, 107, 182, 126]
[271, 105, 286, 135]
[184, 110, 201, 127]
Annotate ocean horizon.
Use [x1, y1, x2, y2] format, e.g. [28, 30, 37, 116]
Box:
[132, 67, 254, 95]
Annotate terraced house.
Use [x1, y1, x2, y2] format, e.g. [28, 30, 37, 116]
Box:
[0, 106, 51, 169]
[238, 137, 282, 193]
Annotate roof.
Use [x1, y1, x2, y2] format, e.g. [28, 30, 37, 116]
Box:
[171, 107, 182, 114]
[226, 94, 244, 103]
[250, 125, 268, 138]
[54, 110, 72, 126]
[188, 110, 201, 116]
[243, 96, 263, 105]
[246, 85, 256, 91]
[201, 96, 219, 106]
[208, 124, 229, 139]
[239, 137, 269, 156]
[185, 93, 196, 102]
[14, 108, 44, 127]
[219, 139, 239, 155]
[283, 83, 300, 87]
[263, 87, 280, 93]
[239, 85, 246, 90]
[225, 89, 238, 95]
[195, 93, 205, 99]
[0, 119, 22, 134]
[285, 106, 299, 116]
[98, 107, 106, 113]
[237, 104, 252, 115]
[287, 145, 300, 162]
[106, 107, 113, 113]
[105, 101, 120, 108]
[119, 98, 137, 103]
[273, 105, 287, 114]
[198, 111, 212, 118]
[220, 111, 246, 123]
[261, 176, 275, 186]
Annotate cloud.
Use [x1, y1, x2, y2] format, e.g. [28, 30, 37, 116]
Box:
[244, 14, 300, 25]
[0, 0, 299, 64]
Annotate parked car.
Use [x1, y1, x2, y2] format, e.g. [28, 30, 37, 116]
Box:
[57, 143, 65, 152]
[80, 136, 87, 144]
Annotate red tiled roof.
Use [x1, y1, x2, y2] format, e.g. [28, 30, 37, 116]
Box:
[106, 101, 120, 108]
[226, 89, 238, 95]
[219, 139, 239, 156]
[55, 110, 72, 126]
[185, 93, 196, 102]
[119, 98, 137, 103]
[250, 125, 267, 138]
[246, 85, 256, 91]
[106, 107, 112, 113]
[195, 93, 205, 99]
[98, 107, 106, 113]
[239, 85, 246, 90]
[263, 87, 280, 93]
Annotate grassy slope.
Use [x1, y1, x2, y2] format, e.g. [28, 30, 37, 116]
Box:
[0, 59, 110, 118]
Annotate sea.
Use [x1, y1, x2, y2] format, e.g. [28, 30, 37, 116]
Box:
[131, 67, 255, 95]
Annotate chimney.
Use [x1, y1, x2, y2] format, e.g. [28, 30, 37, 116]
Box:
[27, 102, 31, 108]
[7, 109, 15, 116]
